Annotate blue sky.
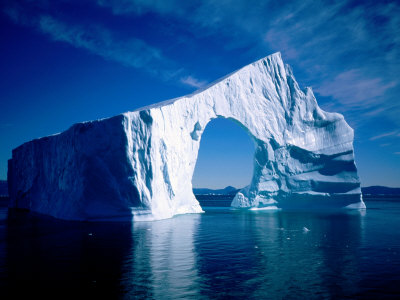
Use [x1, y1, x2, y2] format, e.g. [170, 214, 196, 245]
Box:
[0, 0, 399, 188]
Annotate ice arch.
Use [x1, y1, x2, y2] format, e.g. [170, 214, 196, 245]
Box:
[8, 53, 365, 221]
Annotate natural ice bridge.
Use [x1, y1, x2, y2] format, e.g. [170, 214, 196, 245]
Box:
[8, 53, 365, 221]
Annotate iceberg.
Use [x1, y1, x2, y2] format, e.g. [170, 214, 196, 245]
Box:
[7, 52, 365, 221]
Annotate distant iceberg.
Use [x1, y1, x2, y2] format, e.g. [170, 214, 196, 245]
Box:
[8, 52, 365, 221]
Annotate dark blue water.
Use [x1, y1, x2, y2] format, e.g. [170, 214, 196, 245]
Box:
[1, 199, 400, 299]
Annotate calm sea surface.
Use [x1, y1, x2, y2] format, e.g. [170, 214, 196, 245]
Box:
[0, 198, 400, 299]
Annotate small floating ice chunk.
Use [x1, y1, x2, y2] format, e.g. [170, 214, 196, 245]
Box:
[249, 206, 280, 211]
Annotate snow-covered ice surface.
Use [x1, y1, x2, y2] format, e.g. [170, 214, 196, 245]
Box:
[7, 52, 365, 221]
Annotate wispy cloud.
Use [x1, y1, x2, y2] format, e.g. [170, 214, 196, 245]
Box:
[3, 4, 167, 70]
[4, 0, 400, 112]
[180, 76, 207, 89]
[315, 70, 397, 110]
[370, 131, 398, 141]
[95, 0, 400, 121]
[97, 0, 196, 16]
[2, 1, 204, 88]
[257, 1, 400, 123]
[39, 15, 164, 70]
[363, 107, 387, 117]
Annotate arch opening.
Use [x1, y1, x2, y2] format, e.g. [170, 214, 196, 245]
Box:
[192, 117, 256, 208]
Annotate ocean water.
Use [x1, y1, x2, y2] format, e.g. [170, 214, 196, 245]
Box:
[0, 198, 400, 299]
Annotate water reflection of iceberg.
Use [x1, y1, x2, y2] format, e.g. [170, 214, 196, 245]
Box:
[191, 209, 364, 298]
[250, 210, 365, 298]
[122, 214, 201, 299]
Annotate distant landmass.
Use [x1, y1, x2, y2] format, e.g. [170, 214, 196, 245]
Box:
[1, 181, 399, 198]
[193, 186, 239, 195]
[361, 186, 400, 196]
[193, 185, 400, 197]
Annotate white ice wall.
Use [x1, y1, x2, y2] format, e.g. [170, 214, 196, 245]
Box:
[8, 52, 365, 221]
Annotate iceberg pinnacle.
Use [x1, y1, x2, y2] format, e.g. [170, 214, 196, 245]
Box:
[7, 52, 365, 221]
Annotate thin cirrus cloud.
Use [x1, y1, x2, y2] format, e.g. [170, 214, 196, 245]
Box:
[97, 0, 197, 16]
[96, 0, 400, 123]
[2, 3, 206, 88]
[369, 131, 398, 141]
[315, 70, 397, 110]
[260, 1, 400, 125]
[180, 76, 207, 89]
[38, 15, 163, 70]
[3, 0, 400, 124]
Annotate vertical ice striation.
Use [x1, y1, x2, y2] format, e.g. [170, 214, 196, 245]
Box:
[7, 52, 365, 221]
